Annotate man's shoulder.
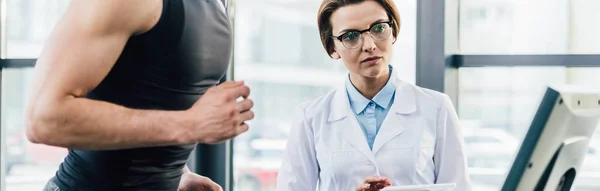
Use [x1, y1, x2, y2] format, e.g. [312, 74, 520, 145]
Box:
[64, 0, 162, 36]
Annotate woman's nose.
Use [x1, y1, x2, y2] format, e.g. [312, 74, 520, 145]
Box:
[362, 33, 377, 52]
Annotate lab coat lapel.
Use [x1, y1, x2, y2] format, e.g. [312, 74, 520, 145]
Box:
[328, 87, 378, 165]
[372, 77, 417, 154]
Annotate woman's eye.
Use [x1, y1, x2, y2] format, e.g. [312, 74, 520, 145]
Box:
[343, 32, 359, 40]
[373, 24, 385, 33]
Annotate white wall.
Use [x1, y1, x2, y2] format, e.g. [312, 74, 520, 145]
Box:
[569, 0, 600, 53]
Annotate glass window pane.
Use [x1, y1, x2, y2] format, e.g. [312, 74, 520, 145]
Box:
[232, 0, 416, 190]
[2, 68, 68, 191]
[459, 0, 600, 54]
[459, 67, 600, 190]
[6, 0, 68, 58]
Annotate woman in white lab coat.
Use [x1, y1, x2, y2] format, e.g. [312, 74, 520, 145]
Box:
[276, 0, 472, 191]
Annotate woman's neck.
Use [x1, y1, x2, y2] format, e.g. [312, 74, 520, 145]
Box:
[349, 71, 390, 100]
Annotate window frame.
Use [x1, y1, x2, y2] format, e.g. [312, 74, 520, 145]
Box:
[432, 0, 600, 190]
[418, 0, 600, 104]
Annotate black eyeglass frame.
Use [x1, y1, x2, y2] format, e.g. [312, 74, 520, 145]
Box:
[330, 21, 394, 49]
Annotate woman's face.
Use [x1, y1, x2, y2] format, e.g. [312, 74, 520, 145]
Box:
[329, 0, 396, 79]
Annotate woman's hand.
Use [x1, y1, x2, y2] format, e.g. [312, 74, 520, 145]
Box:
[355, 176, 392, 191]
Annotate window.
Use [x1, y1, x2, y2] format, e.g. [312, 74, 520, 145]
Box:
[2, 68, 69, 191]
[6, 0, 68, 58]
[459, 67, 600, 190]
[232, 0, 416, 190]
[460, 0, 600, 54]
[454, 0, 600, 189]
[9, 1, 599, 191]
[1, 1, 68, 190]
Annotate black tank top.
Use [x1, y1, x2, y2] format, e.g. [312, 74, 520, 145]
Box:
[53, 0, 231, 190]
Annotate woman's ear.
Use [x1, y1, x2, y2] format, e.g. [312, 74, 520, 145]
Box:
[330, 51, 341, 59]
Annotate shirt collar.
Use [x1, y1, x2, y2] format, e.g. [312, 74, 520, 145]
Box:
[346, 65, 397, 114]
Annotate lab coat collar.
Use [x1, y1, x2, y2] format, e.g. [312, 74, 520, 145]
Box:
[346, 66, 397, 114]
[329, 69, 416, 122]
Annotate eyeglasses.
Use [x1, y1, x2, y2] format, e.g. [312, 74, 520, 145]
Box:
[331, 21, 393, 50]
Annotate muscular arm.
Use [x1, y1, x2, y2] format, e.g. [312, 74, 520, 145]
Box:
[25, 0, 192, 150]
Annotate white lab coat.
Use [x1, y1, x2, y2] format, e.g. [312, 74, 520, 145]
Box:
[276, 73, 472, 191]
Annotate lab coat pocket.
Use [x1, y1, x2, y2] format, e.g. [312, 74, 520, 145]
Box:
[417, 145, 434, 172]
[330, 150, 374, 185]
[377, 147, 415, 185]
[417, 132, 435, 172]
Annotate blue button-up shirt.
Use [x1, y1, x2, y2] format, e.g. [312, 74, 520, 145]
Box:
[345, 67, 396, 150]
